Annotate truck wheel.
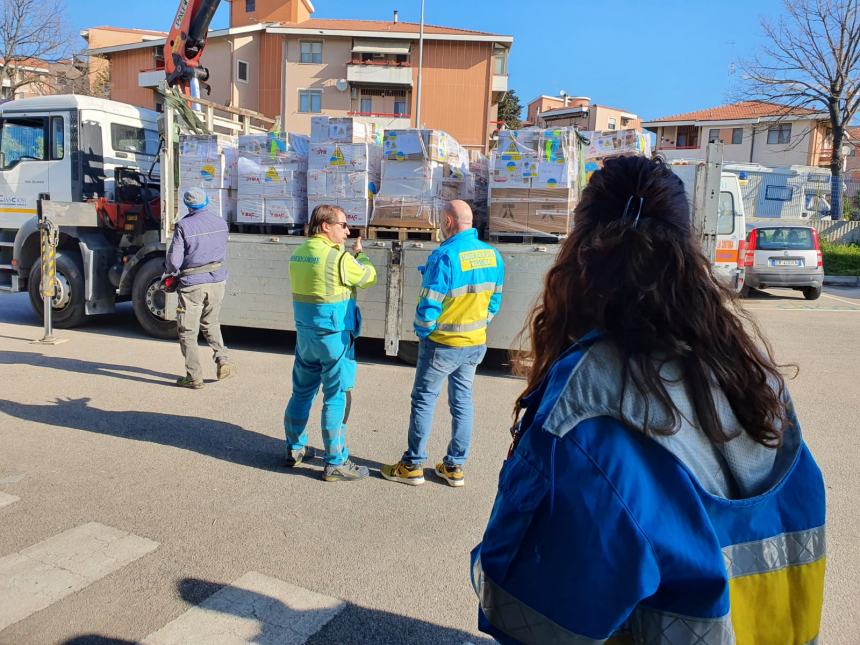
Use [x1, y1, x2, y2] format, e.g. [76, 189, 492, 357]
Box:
[739, 284, 750, 298]
[132, 257, 178, 339]
[803, 286, 822, 301]
[397, 341, 419, 366]
[27, 251, 88, 328]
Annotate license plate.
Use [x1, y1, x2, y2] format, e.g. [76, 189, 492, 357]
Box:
[770, 259, 801, 267]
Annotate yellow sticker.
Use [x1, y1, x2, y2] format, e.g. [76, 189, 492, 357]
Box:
[459, 249, 497, 271]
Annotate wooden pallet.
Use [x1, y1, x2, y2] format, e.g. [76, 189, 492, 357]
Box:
[488, 231, 567, 245]
[367, 227, 440, 242]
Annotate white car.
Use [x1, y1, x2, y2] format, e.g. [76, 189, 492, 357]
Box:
[741, 225, 824, 300]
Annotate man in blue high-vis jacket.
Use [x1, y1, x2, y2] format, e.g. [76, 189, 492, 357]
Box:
[381, 200, 504, 487]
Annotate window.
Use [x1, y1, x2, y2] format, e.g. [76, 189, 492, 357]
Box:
[394, 100, 407, 116]
[754, 227, 815, 251]
[708, 128, 720, 144]
[110, 123, 159, 156]
[676, 125, 699, 148]
[718, 191, 735, 234]
[493, 47, 508, 75]
[300, 41, 323, 64]
[765, 185, 794, 202]
[299, 89, 322, 113]
[767, 124, 792, 145]
[607, 117, 617, 131]
[237, 60, 249, 83]
[245, 0, 255, 11]
[51, 117, 64, 160]
[0, 118, 46, 168]
[731, 127, 743, 145]
[360, 98, 372, 114]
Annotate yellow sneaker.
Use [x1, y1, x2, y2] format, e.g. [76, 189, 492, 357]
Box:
[380, 461, 425, 486]
[435, 463, 465, 487]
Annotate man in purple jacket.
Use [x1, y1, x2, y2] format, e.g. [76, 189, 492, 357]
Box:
[165, 187, 233, 389]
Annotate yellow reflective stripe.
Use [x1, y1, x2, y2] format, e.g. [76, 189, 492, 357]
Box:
[356, 267, 374, 287]
[419, 287, 446, 302]
[448, 281, 498, 298]
[292, 292, 353, 304]
[324, 247, 339, 296]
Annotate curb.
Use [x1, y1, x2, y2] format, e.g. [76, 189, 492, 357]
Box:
[823, 275, 860, 287]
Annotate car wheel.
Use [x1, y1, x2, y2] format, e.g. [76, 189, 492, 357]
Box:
[27, 251, 88, 327]
[803, 286, 822, 301]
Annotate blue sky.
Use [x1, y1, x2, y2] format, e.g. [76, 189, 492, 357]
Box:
[70, 0, 788, 120]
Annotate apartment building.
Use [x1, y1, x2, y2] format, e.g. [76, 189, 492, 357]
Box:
[79, 27, 168, 96]
[644, 101, 831, 167]
[525, 95, 642, 132]
[85, 0, 512, 151]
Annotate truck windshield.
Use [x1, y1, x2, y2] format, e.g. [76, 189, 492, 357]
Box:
[0, 117, 46, 168]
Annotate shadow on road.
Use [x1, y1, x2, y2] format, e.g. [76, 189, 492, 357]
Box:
[0, 397, 385, 478]
[62, 575, 491, 645]
[0, 351, 177, 385]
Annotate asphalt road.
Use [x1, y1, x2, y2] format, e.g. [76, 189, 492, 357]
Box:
[0, 286, 858, 644]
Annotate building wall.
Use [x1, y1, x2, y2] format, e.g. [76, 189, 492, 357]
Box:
[231, 0, 311, 27]
[527, 96, 563, 124]
[282, 36, 351, 134]
[107, 48, 159, 109]
[83, 28, 162, 95]
[654, 120, 824, 167]
[412, 40, 493, 149]
[259, 32, 284, 118]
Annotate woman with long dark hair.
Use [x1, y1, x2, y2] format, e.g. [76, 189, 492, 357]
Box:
[471, 156, 825, 644]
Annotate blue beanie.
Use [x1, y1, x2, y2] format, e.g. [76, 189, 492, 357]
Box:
[183, 187, 209, 211]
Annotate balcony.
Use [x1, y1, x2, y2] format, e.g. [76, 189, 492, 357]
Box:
[492, 74, 508, 93]
[347, 111, 412, 131]
[346, 62, 412, 86]
[139, 68, 165, 88]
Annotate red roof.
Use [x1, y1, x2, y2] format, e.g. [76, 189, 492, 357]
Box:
[279, 18, 505, 37]
[648, 101, 823, 123]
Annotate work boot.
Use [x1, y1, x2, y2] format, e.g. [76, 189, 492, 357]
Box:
[435, 462, 465, 487]
[322, 459, 369, 482]
[217, 361, 234, 381]
[175, 375, 203, 389]
[285, 446, 314, 468]
[380, 461, 425, 486]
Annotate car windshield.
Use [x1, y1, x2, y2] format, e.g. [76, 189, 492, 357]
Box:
[753, 227, 815, 251]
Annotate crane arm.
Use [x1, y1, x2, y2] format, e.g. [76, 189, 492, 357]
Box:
[164, 0, 223, 92]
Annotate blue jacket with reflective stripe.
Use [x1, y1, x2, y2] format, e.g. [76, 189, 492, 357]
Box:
[472, 334, 826, 644]
[414, 228, 504, 347]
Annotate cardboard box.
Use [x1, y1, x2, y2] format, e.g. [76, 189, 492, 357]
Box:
[383, 129, 455, 163]
[265, 198, 306, 225]
[308, 198, 372, 228]
[179, 133, 236, 158]
[308, 142, 376, 172]
[371, 197, 440, 229]
[497, 129, 540, 158]
[310, 116, 376, 144]
[488, 187, 572, 235]
[236, 198, 265, 224]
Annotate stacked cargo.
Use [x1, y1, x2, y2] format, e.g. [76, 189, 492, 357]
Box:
[307, 116, 382, 228]
[178, 134, 238, 221]
[236, 132, 309, 226]
[371, 129, 471, 229]
[488, 128, 581, 236]
[581, 129, 652, 183]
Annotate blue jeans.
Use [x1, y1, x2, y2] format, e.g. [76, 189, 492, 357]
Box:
[402, 339, 487, 468]
[285, 330, 356, 465]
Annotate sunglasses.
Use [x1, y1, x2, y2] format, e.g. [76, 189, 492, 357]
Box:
[329, 221, 349, 230]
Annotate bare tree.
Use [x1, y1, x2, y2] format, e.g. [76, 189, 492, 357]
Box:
[742, 0, 860, 219]
[0, 0, 72, 99]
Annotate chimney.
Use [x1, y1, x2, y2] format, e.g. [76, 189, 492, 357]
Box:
[393, 10, 399, 23]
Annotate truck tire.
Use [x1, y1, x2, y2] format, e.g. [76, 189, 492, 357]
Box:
[803, 286, 822, 301]
[397, 340, 419, 366]
[132, 257, 178, 339]
[27, 251, 88, 328]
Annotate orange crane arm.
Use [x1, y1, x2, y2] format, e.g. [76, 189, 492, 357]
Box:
[164, 0, 223, 92]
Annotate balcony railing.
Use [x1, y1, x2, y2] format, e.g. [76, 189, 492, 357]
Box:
[347, 58, 411, 67]
[656, 144, 700, 151]
[348, 111, 411, 118]
[346, 63, 413, 86]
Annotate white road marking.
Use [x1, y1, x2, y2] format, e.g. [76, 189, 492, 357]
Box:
[0, 492, 19, 509]
[0, 474, 25, 485]
[744, 307, 860, 312]
[0, 522, 159, 631]
[821, 292, 860, 307]
[142, 571, 345, 645]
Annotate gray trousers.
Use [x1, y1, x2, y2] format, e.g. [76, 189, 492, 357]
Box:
[177, 281, 228, 381]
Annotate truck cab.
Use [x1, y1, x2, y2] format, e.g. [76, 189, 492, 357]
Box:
[0, 95, 163, 329]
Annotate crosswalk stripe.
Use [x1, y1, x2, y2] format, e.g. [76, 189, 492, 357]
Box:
[0, 492, 19, 509]
[0, 522, 159, 631]
[141, 571, 346, 645]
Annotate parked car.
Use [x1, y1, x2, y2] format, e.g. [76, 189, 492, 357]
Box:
[740, 225, 824, 300]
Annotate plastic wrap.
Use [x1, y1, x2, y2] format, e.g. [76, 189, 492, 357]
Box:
[310, 116, 380, 145]
[487, 127, 581, 237]
[178, 134, 239, 221]
[236, 131, 309, 226]
[581, 129, 652, 184]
